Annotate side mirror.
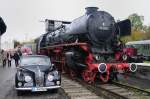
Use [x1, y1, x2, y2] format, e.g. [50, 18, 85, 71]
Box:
[116, 19, 131, 37]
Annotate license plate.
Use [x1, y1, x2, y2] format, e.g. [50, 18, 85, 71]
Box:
[32, 87, 47, 92]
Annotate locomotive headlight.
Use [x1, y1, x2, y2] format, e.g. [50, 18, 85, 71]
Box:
[98, 63, 107, 73]
[24, 76, 32, 82]
[122, 54, 128, 61]
[47, 75, 54, 81]
[95, 55, 100, 61]
[129, 64, 137, 72]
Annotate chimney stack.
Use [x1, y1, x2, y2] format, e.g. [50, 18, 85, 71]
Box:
[85, 7, 98, 14]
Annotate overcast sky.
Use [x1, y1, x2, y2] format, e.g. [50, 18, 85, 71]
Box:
[0, 0, 150, 43]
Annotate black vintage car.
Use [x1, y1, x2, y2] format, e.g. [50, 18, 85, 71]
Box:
[15, 55, 61, 95]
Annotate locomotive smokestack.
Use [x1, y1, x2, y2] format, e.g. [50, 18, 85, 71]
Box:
[85, 7, 98, 14]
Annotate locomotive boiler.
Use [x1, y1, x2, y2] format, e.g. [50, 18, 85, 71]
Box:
[36, 7, 137, 83]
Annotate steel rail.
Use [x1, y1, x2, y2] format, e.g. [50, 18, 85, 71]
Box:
[112, 81, 150, 96]
[75, 78, 129, 99]
[63, 74, 150, 99]
[68, 76, 149, 99]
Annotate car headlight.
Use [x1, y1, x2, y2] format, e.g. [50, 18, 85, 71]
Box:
[47, 75, 54, 81]
[56, 81, 60, 85]
[53, 71, 59, 76]
[95, 54, 101, 61]
[18, 82, 22, 87]
[24, 76, 32, 82]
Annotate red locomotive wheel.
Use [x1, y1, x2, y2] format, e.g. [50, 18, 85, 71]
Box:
[82, 70, 96, 83]
[100, 71, 110, 83]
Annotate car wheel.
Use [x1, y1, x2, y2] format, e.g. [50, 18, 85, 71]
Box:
[17, 90, 23, 96]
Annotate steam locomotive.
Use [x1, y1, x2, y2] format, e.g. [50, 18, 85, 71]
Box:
[36, 7, 137, 83]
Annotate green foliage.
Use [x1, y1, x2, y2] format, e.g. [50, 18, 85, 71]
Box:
[121, 31, 144, 43]
[131, 31, 144, 40]
[122, 13, 150, 43]
[143, 26, 150, 39]
[121, 36, 132, 43]
[128, 13, 144, 31]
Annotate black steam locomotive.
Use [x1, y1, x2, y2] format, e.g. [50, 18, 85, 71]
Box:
[36, 7, 136, 83]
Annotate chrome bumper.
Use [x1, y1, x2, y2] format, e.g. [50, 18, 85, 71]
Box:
[15, 85, 61, 91]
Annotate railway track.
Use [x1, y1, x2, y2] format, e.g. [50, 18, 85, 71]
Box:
[112, 81, 150, 95]
[77, 79, 150, 99]
[62, 75, 150, 99]
[61, 76, 103, 99]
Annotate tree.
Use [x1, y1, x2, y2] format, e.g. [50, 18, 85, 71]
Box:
[121, 31, 144, 43]
[131, 31, 144, 41]
[128, 13, 144, 31]
[121, 13, 145, 43]
[143, 26, 150, 39]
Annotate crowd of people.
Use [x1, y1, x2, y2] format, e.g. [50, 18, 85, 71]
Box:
[1, 49, 22, 68]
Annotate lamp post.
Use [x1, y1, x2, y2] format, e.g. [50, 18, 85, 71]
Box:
[0, 32, 2, 66]
[0, 31, 1, 50]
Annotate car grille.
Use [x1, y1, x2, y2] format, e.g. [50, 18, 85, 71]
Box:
[35, 72, 44, 87]
[24, 82, 33, 87]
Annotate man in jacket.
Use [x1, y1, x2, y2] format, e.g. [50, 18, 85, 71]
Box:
[7, 51, 12, 67]
[13, 51, 20, 67]
[1, 50, 7, 68]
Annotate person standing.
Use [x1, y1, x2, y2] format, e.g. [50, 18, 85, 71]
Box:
[13, 51, 20, 67]
[17, 47, 22, 57]
[7, 51, 12, 67]
[1, 50, 7, 68]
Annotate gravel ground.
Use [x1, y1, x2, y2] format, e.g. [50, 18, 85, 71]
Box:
[118, 74, 150, 90]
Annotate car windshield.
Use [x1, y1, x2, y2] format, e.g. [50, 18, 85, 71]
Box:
[20, 56, 51, 66]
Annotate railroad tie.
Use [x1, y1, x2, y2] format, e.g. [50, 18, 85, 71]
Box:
[61, 76, 103, 99]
